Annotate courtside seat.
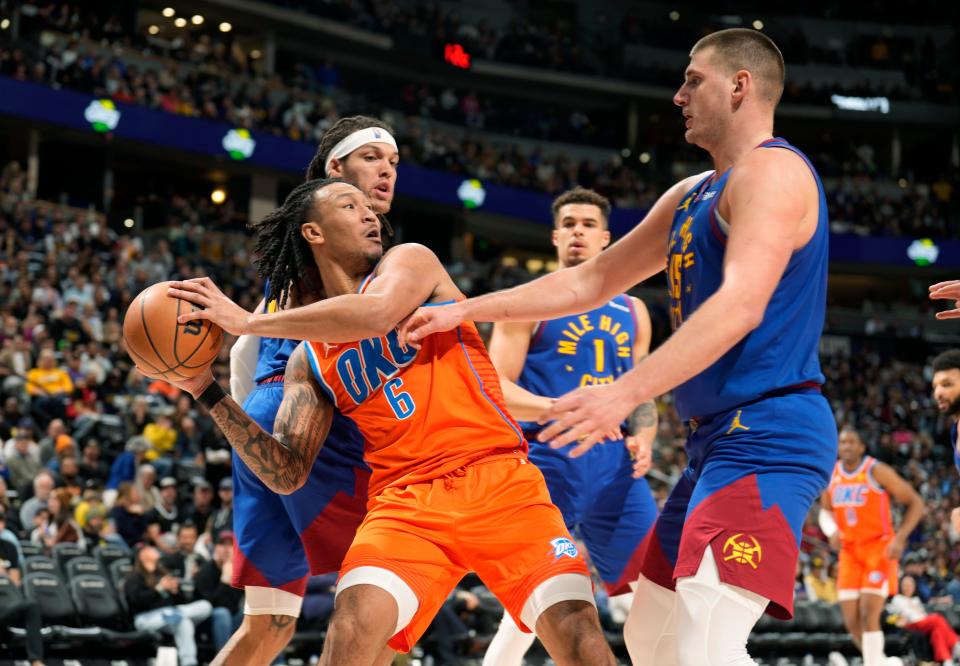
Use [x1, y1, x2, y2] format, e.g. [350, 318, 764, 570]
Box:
[23, 571, 76, 625]
[65, 556, 102, 580]
[24, 555, 60, 578]
[52, 542, 86, 572]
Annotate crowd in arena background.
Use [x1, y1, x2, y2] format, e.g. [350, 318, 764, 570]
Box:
[2, 157, 960, 636]
[0, 1, 957, 234]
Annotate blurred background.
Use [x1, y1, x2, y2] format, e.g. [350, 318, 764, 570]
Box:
[0, 0, 958, 664]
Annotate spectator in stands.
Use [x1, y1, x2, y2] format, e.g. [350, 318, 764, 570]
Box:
[0, 510, 45, 666]
[78, 438, 108, 483]
[106, 435, 148, 491]
[80, 504, 108, 549]
[161, 521, 205, 580]
[36, 419, 66, 465]
[49, 299, 90, 349]
[108, 481, 150, 549]
[18, 470, 54, 528]
[148, 476, 183, 537]
[0, 476, 23, 537]
[6, 429, 41, 493]
[804, 556, 839, 603]
[25, 349, 72, 422]
[207, 477, 232, 538]
[124, 396, 152, 438]
[31, 488, 81, 549]
[46, 433, 76, 475]
[887, 575, 960, 664]
[125, 544, 212, 666]
[143, 412, 177, 473]
[301, 573, 338, 630]
[134, 462, 160, 510]
[0, 333, 31, 395]
[185, 479, 214, 531]
[195, 530, 243, 652]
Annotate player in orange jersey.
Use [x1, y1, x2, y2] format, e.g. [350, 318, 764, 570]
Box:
[819, 427, 923, 666]
[163, 178, 617, 666]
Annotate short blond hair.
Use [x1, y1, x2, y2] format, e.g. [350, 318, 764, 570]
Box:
[691, 28, 785, 105]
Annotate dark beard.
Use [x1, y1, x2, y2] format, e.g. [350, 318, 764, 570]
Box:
[945, 394, 960, 417]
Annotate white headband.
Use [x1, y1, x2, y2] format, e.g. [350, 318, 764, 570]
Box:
[324, 127, 398, 175]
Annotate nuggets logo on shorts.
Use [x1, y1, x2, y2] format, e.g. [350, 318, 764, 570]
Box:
[722, 533, 762, 570]
[550, 537, 579, 559]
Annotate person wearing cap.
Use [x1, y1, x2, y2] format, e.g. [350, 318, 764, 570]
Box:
[0, 509, 46, 666]
[195, 529, 244, 652]
[207, 477, 233, 539]
[186, 479, 214, 531]
[147, 477, 183, 536]
[106, 435, 149, 490]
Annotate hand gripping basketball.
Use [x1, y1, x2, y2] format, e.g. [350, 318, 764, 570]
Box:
[167, 277, 252, 336]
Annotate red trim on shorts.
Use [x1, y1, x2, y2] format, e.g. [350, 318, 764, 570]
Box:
[232, 544, 309, 596]
[300, 468, 370, 575]
[637, 529, 678, 592]
[256, 373, 285, 385]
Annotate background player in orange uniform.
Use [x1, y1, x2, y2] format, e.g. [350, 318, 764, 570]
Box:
[165, 179, 617, 666]
[820, 427, 923, 666]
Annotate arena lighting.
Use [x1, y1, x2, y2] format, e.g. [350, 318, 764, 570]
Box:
[907, 239, 939, 266]
[898, 178, 908, 188]
[526, 258, 545, 273]
[830, 94, 890, 114]
[669, 10, 680, 21]
[250, 49, 262, 59]
[162, 7, 175, 18]
[174, 17, 187, 27]
[620, 148, 631, 158]
[639, 152, 651, 164]
[210, 188, 227, 205]
[443, 43, 471, 69]
[219, 22, 232, 32]
[147, 25, 159, 35]
[753, 19, 764, 30]
[191, 14, 204, 25]
[123, 218, 135, 228]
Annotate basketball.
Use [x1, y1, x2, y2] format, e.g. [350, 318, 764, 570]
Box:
[122, 281, 223, 381]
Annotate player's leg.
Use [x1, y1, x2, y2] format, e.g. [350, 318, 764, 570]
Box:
[858, 592, 888, 666]
[481, 611, 537, 666]
[837, 547, 865, 649]
[623, 470, 696, 665]
[482, 447, 584, 666]
[463, 458, 616, 666]
[858, 547, 897, 666]
[670, 393, 836, 666]
[212, 589, 301, 666]
[320, 582, 404, 666]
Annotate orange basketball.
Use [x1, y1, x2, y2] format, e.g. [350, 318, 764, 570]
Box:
[123, 281, 223, 381]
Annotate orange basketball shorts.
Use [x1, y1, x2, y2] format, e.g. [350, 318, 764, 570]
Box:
[837, 537, 898, 599]
[338, 455, 591, 653]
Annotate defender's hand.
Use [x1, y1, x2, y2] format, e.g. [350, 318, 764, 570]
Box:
[397, 302, 465, 349]
[536, 383, 635, 457]
[930, 280, 960, 319]
[168, 277, 251, 336]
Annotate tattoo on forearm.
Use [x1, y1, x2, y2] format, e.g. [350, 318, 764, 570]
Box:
[270, 614, 295, 630]
[628, 401, 657, 435]
[209, 345, 328, 494]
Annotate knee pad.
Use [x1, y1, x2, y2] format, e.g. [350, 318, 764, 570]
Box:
[675, 548, 767, 666]
[624, 573, 679, 666]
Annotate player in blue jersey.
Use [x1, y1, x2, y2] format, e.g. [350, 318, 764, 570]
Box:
[482, 187, 658, 665]
[402, 28, 836, 666]
[932, 350, 960, 534]
[218, 116, 398, 665]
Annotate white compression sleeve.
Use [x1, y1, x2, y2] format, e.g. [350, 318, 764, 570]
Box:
[229, 299, 265, 404]
[819, 508, 839, 538]
[481, 611, 536, 666]
[624, 573, 679, 666]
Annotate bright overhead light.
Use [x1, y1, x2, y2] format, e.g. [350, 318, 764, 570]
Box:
[219, 22, 232, 32]
[161, 7, 175, 17]
[639, 152, 651, 164]
[174, 17, 187, 27]
[191, 14, 204, 25]
[147, 25, 159, 35]
[123, 218, 135, 228]
[210, 188, 227, 205]
[669, 11, 680, 21]
[0, 18, 9, 30]
[249, 49, 262, 59]
[753, 19, 764, 30]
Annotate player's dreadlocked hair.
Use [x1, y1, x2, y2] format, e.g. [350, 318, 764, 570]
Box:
[306, 115, 396, 181]
[248, 178, 341, 311]
[306, 115, 397, 238]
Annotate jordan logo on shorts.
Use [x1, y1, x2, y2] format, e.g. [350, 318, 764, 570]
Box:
[721, 533, 762, 570]
[726, 409, 751, 435]
[549, 537, 579, 559]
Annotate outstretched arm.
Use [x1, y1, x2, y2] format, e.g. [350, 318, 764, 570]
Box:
[170, 244, 448, 343]
[399, 174, 706, 346]
[625, 297, 656, 477]
[173, 344, 333, 494]
[488, 321, 552, 422]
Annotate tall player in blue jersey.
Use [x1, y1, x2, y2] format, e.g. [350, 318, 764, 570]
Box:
[220, 116, 398, 665]
[401, 28, 836, 666]
[482, 187, 658, 665]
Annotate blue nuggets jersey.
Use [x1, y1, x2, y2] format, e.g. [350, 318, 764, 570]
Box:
[516, 295, 637, 432]
[254, 283, 298, 382]
[667, 138, 828, 420]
